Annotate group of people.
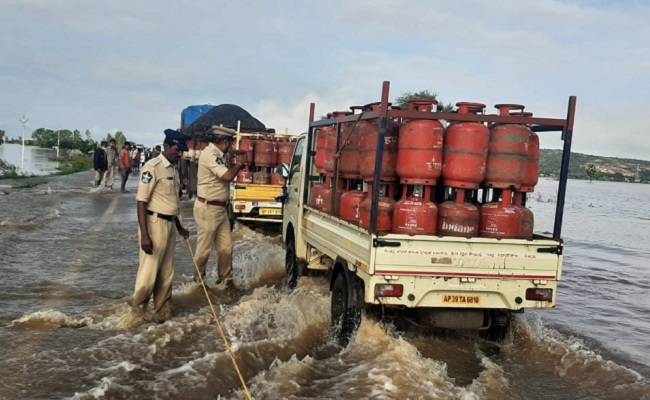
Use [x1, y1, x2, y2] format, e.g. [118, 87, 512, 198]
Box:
[94, 141, 163, 193]
[131, 127, 246, 322]
[93, 139, 119, 190]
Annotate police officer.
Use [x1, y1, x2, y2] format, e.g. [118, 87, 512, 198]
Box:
[132, 129, 191, 322]
[193, 126, 246, 286]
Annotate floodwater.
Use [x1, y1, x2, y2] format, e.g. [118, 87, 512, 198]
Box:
[0, 143, 72, 175]
[0, 173, 648, 400]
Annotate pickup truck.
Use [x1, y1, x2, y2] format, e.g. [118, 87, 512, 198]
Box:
[228, 132, 292, 226]
[282, 82, 576, 344]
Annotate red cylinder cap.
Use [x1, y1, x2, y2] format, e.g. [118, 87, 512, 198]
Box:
[495, 104, 525, 116]
[328, 111, 352, 119]
[408, 99, 438, 112]
[456, 102, 486, 114]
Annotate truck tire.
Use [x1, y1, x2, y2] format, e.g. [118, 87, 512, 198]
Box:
[331, 273, 361, 346]
[284, 239, 300, 289]
[481, 311, 513, 342]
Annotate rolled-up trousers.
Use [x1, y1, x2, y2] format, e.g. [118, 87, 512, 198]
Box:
[132, 214, 176, 320]
[105, 165, 116, 187]
[193, 201, 232, 281]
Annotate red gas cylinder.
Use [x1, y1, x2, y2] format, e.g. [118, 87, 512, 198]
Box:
[516, 112, 539, 192]
[271, 137, 279, 167]
[237, 167, 253, 184]
[442, 103, 490, 189]
[325, 111, 351, 174]
[277, 138, 296, 165]
[397, 99, 445, 184]
[484, 104, 530, 189]
[319, 176, 345, 214]
[239, 137, 254, 166]
[310, 178, 327, 210]
[437, 189, 480, 237]
[359, 183, 396, 233]
[513, 192, 534, 239]
[339, 107, 362, 178]
[253, 169, 270, 185]
[339, 183, 365, 224]
[479, 189, 522, 239]
[314, 128, 327, 172]
[392, 185, 437, 235]
[359, 102, 399, 182]
[270, 172, 285, 186]
[254, 139, 275, 167]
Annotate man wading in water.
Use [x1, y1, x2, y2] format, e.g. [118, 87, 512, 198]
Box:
[131, 129, 190, 322]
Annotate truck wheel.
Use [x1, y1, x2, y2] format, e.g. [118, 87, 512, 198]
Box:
[481, 311, 513, 342]
[331, 273, 361, 346]
[285, 239, 299, 289]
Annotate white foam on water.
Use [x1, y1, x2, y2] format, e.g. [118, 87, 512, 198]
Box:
[88, 187, 113, 194]
[11, 309, 93, 329]
[231, 226, 286, 288]
[467, 351, 512, 399]
[1, 208, 61, 229]
[249, 318, 484, 400]
[512, 312, 646, 391]
[66, 377, 133, 400]
[96, 360, 140, 373]
[221, 281, 330, 347]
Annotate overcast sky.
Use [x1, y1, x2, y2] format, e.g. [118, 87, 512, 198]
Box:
[1, 0, 648, 160]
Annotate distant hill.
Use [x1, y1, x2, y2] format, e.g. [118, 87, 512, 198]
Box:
[540, 149, 650, 183]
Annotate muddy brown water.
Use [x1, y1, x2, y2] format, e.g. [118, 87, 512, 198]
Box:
[0, 172, 648, 400]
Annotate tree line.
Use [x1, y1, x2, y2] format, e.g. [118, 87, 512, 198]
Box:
[0, 128, 129, 153]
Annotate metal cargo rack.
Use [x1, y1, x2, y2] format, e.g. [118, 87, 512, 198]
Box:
[306, 80, 576, 241]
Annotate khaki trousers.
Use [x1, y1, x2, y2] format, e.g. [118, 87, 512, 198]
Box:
[132, 214, 176, 320]
[193, 201, 232, 281]
[105, 165, 116, 187]
[94, 170, 105, 186]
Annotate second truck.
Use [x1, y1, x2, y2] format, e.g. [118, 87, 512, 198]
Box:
[179, 104, 296, 227]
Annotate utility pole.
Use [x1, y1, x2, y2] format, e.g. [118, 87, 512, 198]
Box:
[19, 115, 28, 169]
[56, 126, 61, 158]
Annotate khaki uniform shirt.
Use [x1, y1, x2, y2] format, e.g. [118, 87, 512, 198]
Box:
[106, 147, 118, 167]
[197, 143, 229, 202]
[136, 154, 180, 216]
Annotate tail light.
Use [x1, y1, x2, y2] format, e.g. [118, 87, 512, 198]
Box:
[374, 284, 403, 298]
[235, 204, 246, 210]
[526, 288, 553, 302]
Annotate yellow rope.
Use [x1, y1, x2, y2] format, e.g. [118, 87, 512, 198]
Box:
[185, 238, 253, 400]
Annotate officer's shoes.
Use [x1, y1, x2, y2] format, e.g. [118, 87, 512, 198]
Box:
[216, 278, 235, 291]
[194, 276, 210, 289]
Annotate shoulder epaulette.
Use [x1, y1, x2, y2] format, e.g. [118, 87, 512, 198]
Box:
[147, 158, 162, 167]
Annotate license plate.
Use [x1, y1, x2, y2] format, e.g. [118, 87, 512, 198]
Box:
[259, 208, 282, 216]
[441, 294, 482, 306]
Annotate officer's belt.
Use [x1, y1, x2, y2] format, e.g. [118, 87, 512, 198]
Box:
[197, 196, 227, 208]
[146, 210, 175, 221]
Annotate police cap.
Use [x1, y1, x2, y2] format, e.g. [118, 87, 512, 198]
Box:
[163, 129, 191, 152]
[211, 126, 237, 140]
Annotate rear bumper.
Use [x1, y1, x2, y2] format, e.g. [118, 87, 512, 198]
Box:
[365, 275, 558, 311]
[231, 200, 283, 222]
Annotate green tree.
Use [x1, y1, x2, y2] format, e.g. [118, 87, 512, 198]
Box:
[585, 163, 598, 183]
[394, 90, 454, 112]
[31, 127, 97, 153]
[0, 129, 5, 145]
[114, 131, 126, 150]
[85, 129, 92, 140]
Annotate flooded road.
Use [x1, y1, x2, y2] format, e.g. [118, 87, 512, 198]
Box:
[0, 173, 648, 399]
[0, 143, 73, 175]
